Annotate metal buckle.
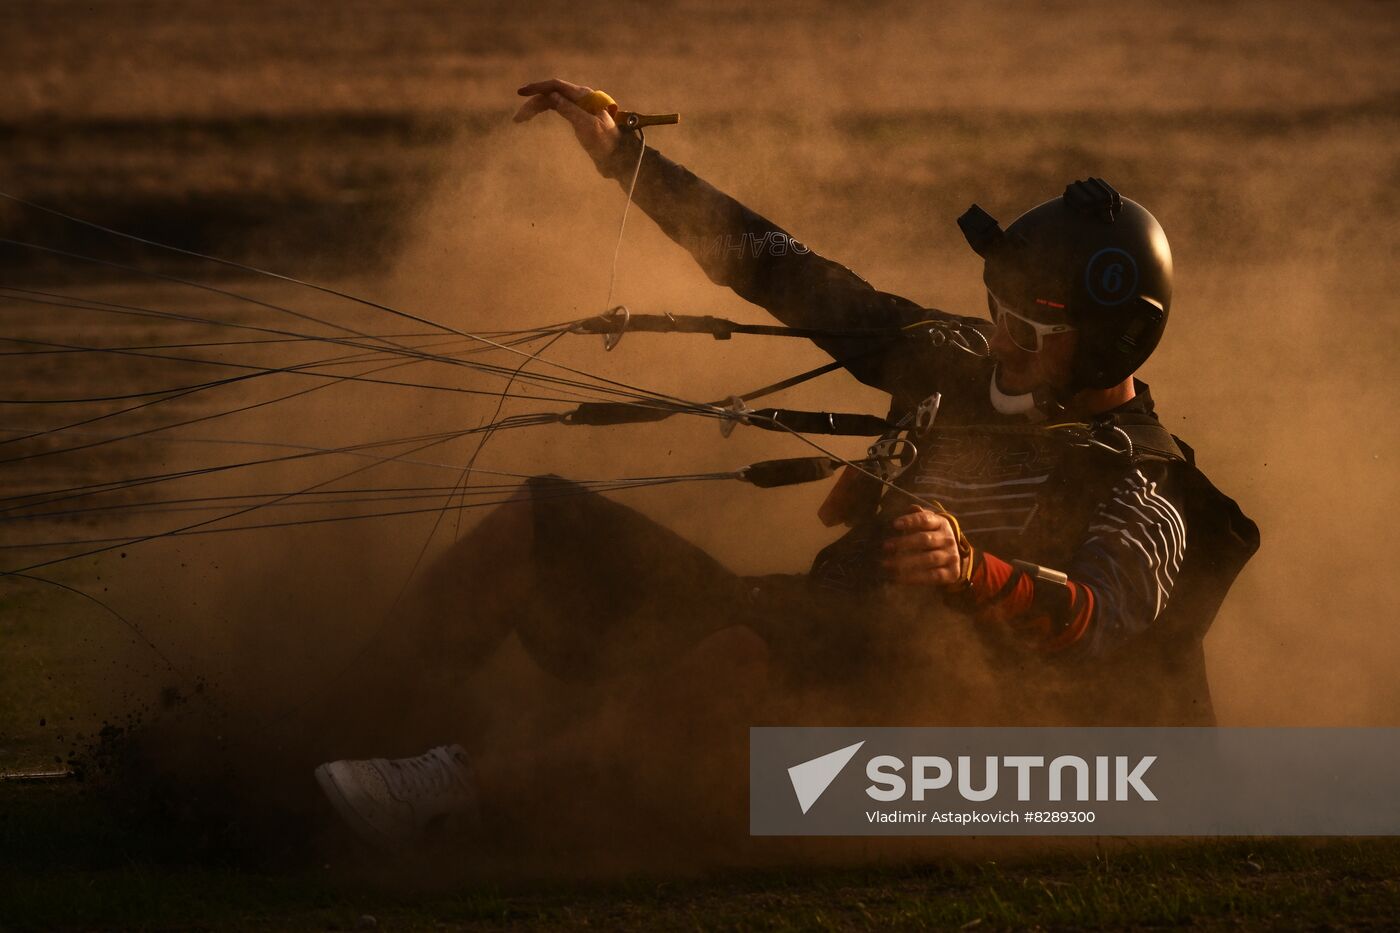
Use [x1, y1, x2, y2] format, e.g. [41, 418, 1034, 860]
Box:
[867, 434, 918, 482]
[601, 305, 629, 351]
[922, 321, 990, 358]
[914, 392, 942, 435]
[951, 325, 990, 357]
[1083, 419, 1135, 458]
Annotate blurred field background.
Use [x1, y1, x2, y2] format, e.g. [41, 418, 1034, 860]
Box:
[1, 0, 1398, 927]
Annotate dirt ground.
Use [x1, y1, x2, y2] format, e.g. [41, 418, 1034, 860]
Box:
[1, 0, 1398, 902]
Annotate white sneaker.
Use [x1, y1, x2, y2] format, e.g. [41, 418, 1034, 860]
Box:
[314, 744, 480, 848]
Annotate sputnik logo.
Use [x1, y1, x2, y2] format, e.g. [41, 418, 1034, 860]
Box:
[787, 741, 865, 814]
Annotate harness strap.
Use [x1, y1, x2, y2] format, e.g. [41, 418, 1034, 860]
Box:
[571, 310, 980, 343]
[1091, 413, 1187, 463]
[911, 417, 1187, 465]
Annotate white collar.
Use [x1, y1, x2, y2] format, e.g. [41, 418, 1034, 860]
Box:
[989, 366, 1048, 422]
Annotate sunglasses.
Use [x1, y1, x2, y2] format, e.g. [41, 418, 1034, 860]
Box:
[987, 292, 1075, 353]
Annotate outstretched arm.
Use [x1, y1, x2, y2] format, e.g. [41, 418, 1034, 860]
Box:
[514, 79, 971, 393]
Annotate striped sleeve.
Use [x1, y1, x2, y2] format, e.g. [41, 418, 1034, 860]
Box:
[1066, 461, 1188, 657]
[955, 460, 1188, 658]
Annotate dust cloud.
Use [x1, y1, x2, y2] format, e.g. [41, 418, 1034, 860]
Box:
[2, 0, 1396, 872]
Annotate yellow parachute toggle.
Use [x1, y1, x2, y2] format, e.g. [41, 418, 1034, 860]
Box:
[574, 90, 618, 116]
[574, 90, 679, 130]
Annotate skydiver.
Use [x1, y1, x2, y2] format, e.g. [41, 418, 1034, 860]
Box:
[310, 79, 1257, 848]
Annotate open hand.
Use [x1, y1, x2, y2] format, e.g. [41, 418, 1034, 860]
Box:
[515, 78, 621, 161]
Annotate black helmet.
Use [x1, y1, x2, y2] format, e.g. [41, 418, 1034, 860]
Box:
[958, 178, 1172, 391]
